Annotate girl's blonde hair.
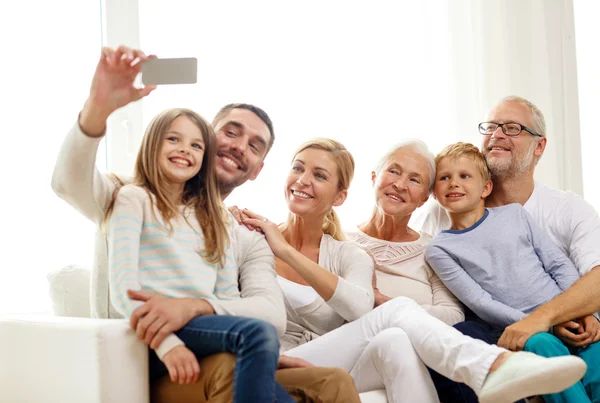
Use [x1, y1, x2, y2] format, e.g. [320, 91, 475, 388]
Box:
[106, 108, 229, 267]
[282, 138, 355, 241]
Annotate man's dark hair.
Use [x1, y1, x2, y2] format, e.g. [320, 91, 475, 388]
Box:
[212, 103, 275, 154]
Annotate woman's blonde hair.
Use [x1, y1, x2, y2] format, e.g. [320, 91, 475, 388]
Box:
[283, 138, 354, 241]
[105, 108, 229, 267]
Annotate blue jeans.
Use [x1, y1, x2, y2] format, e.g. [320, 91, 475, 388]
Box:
[429, 318, 526, 403]
[149, 315, 294, 403]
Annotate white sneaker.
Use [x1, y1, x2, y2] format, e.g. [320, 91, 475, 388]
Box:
[478, 352, 587, 403]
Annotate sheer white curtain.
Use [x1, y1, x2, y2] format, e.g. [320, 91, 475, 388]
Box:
[573, 0, 600, 210]
[445, 0, 582, 194]
[0, 1, 102, 313]
[4, 0, 590, 314]
[134, 0, 455, 226]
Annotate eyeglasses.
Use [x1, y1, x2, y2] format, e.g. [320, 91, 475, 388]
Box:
[478, 122, 541, 137]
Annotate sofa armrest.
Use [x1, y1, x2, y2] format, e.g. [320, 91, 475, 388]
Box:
[0, 315, 149, 403]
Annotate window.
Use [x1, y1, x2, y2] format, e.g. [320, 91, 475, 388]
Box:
[135, 1, 454, 225]
[0, 1, 102, 313]
[574, 1, 600, 210]
[7, 1, 590, 315]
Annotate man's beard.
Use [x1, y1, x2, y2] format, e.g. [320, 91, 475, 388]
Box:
[486, 140, 537, 180]
[217, 177, 240, 198]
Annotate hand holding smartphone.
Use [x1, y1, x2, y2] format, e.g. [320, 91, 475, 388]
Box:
[141, 57, 197, 85]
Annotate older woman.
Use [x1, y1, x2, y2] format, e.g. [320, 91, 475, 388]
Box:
[239, 138, 586, 403]
[346, 140, 464, 325]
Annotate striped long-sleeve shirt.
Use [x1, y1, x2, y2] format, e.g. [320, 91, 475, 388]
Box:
[107, 184, 239, 358]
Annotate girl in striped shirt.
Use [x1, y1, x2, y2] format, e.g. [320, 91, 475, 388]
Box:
[105, 107, 291, 402]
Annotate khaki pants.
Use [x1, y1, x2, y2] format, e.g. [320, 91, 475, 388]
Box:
[151, 353, 360, 403]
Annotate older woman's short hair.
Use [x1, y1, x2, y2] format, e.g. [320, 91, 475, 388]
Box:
[375, 139, 436, 193]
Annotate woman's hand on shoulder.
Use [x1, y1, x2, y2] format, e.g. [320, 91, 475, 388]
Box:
[228, 205, 256, 230]
[240, 209, 290, 257]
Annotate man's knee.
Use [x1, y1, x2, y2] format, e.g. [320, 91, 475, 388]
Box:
[276, 367, 360, 403]
[151, 353, 235, 403]
[320, 368, 360, 402]
[524, 332, 565, 354]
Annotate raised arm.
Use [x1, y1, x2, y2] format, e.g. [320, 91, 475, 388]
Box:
[107, 185, 183, 359]
[426, 245, 525, 328]
[52, 120, 118, 224]
[51, 46, 155, 224]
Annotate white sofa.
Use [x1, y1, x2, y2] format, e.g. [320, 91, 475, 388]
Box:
[0, 266, 387, 403]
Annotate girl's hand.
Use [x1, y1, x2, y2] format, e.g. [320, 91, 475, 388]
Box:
[240, 209, 290, 257]
[162, 345, 201, 384]
[80, 45, 156, 135]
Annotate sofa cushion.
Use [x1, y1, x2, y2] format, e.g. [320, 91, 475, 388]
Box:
[48, 265, 91, 318]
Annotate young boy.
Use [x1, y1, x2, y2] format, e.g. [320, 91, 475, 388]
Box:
[425, 142, 600, 403]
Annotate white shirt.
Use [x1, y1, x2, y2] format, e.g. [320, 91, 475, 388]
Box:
[277, 276, 319, 309]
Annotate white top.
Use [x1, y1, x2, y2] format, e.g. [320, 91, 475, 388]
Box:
[51, 121, 287, 336]
[280, 234, 375, 351]
[277, 276, 319, 309]
[346, 228, 464, 326]
[411, 182, 600, 276]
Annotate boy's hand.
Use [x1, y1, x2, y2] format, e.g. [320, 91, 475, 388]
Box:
[553, 320, 591, 347]
[579, 315, 600, 345]
[162, 346, 201, 384]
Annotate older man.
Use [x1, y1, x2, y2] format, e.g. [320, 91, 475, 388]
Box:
[52, 45, 359, 403]
[414, 95, 600, 402]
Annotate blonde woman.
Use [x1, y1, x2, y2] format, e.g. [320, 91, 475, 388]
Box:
[237, 139, 587, 403]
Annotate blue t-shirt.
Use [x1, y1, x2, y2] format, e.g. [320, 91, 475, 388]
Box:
[425, 203, 580, 329]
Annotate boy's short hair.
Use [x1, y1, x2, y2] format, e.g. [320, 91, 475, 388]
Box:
[436, 142, 491, 182]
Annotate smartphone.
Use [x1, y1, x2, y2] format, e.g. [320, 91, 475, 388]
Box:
[141, 57, 197, 85]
